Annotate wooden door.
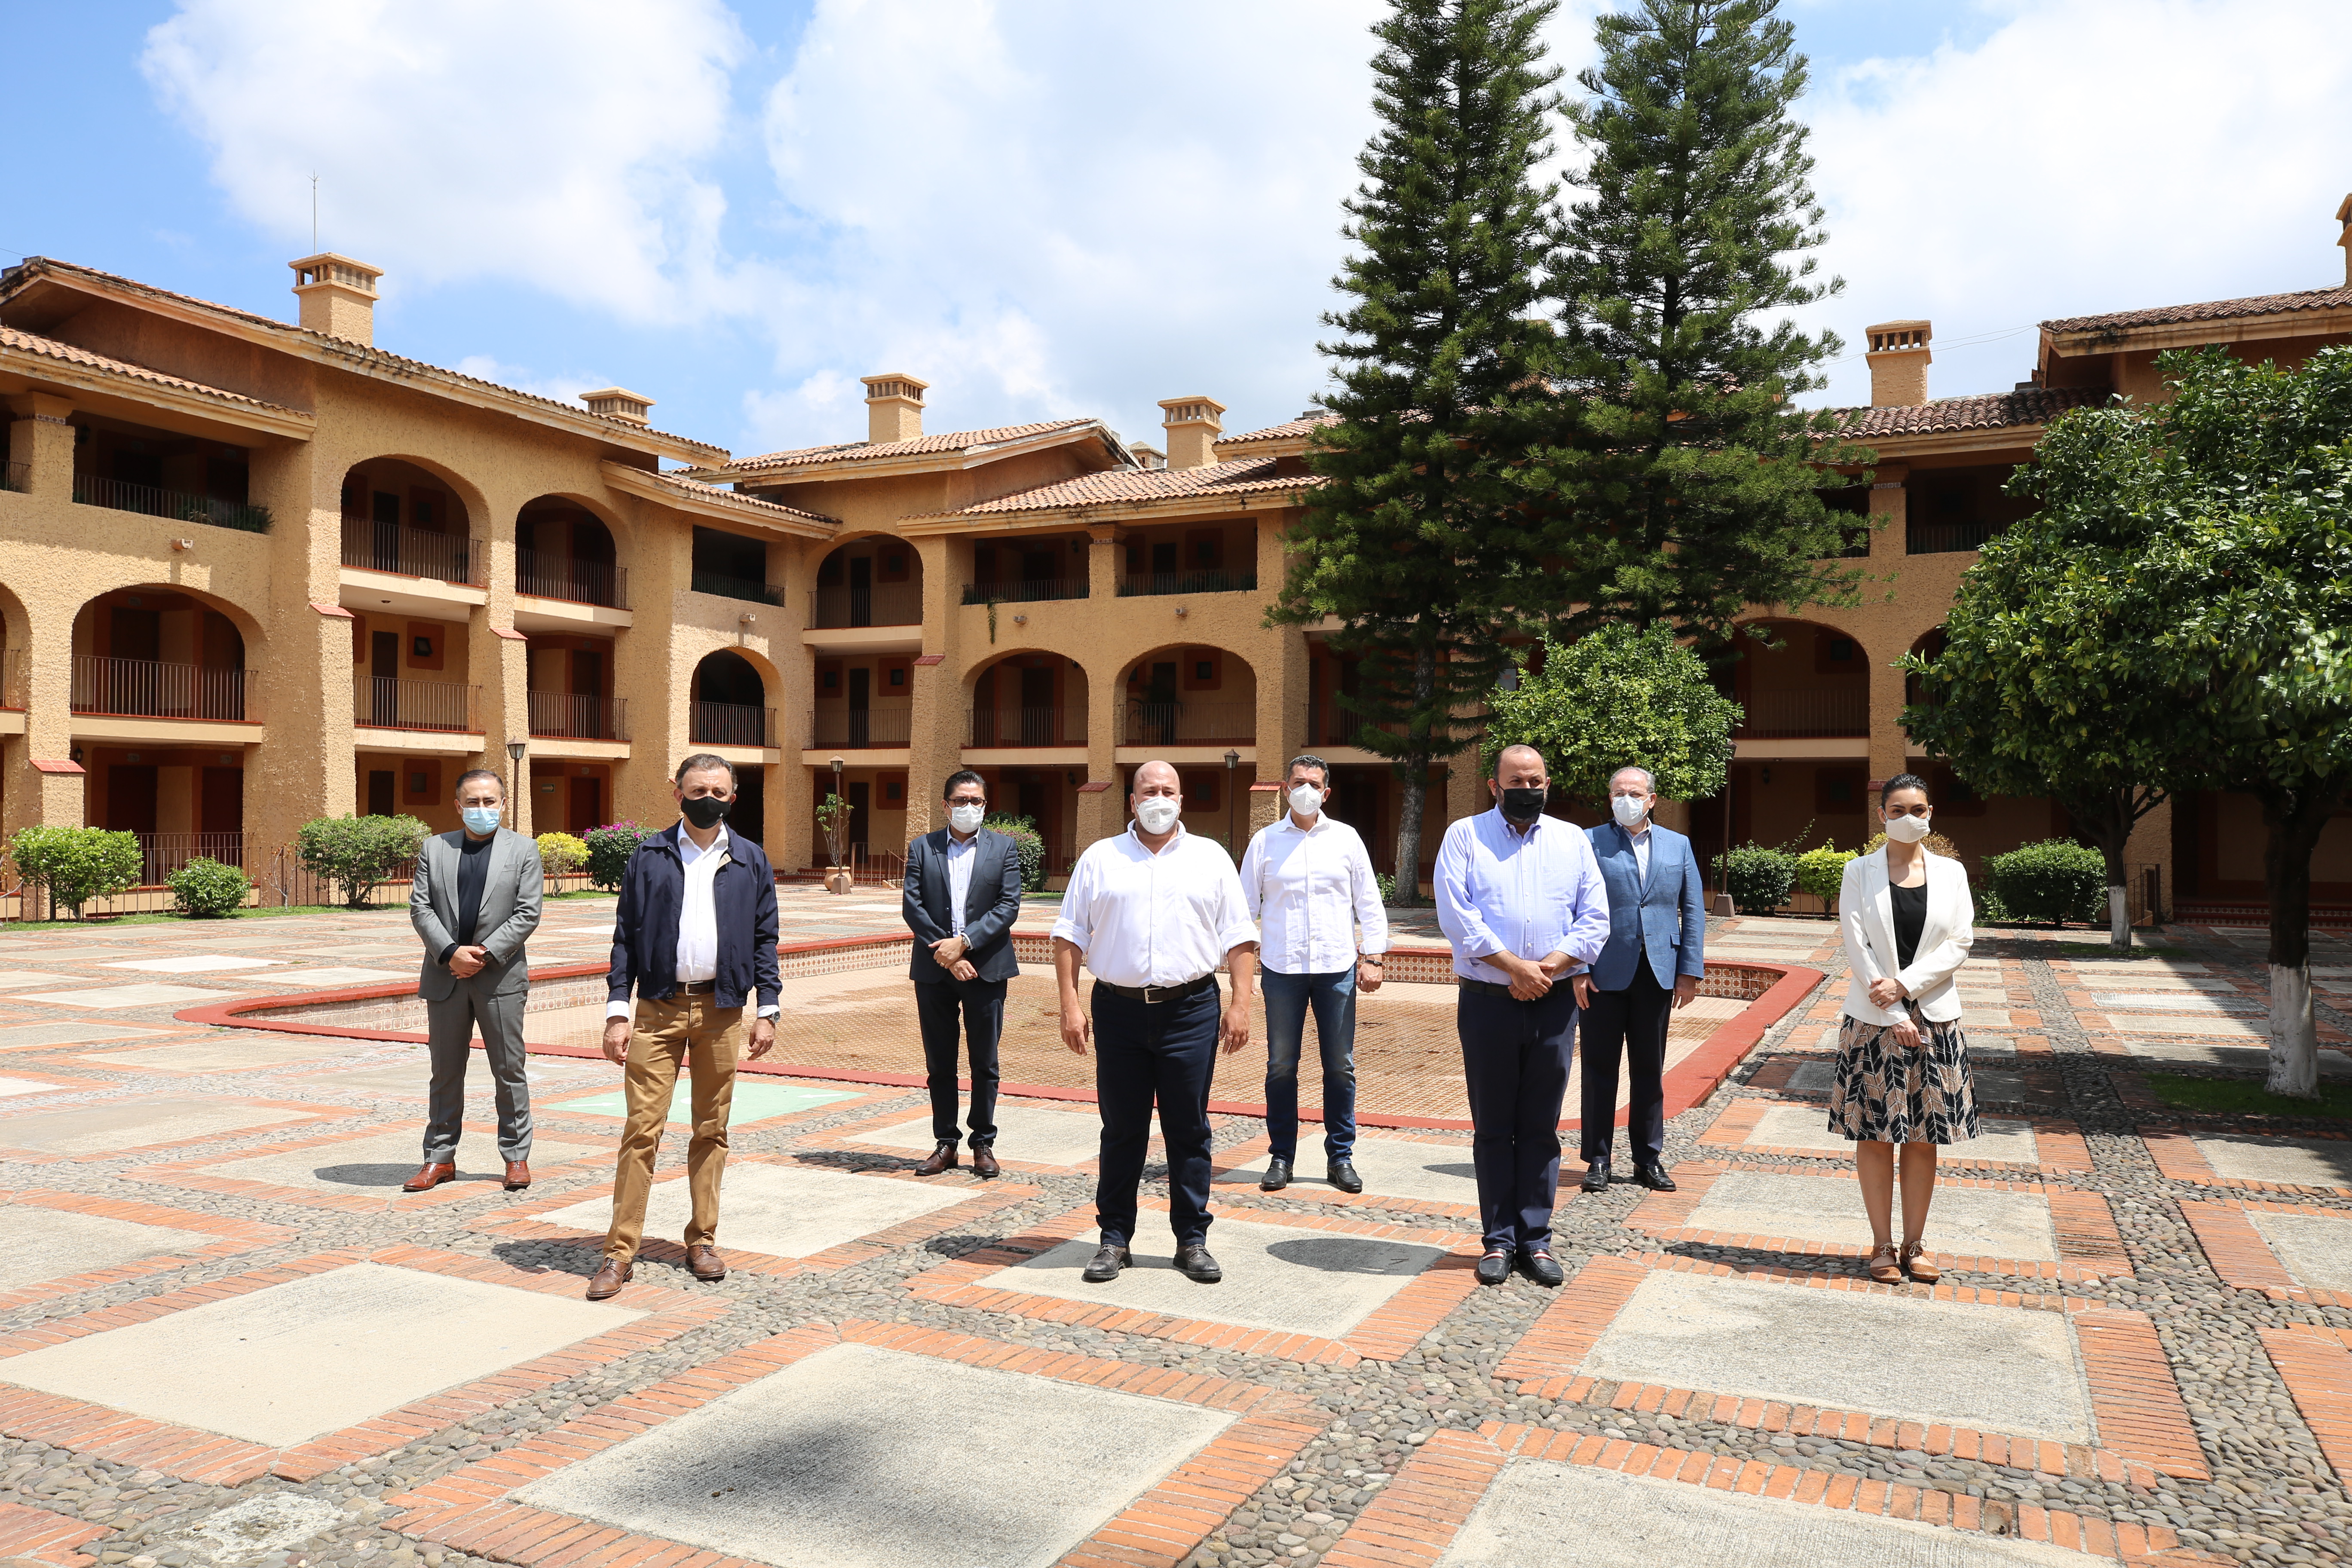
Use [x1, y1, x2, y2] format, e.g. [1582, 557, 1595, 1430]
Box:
[371, 631, 399, 726]
[200, 767, 243, 845]
[847, 781, 870, 857]
[104, 765, 158, 836]
[848, 557, 873, 627]
[568, 776, 602, 835]
[848, 666, 870, 747]
[367, 770, 396, 817]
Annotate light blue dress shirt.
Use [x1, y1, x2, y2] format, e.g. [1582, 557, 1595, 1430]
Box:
[943, 830, 977, 937]
[1434, 808, 1612, 986]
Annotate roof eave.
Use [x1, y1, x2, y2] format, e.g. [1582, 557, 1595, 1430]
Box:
[2042, 304, 2352, 357]
[0, 341, 315, 444]
[598, 461, 839, 538]
[898, 481, 1311, 536]
[727, 421, 1114, 484]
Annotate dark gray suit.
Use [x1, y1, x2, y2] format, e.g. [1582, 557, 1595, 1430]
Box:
[409, 828, 544, 1163]
[901, 827, 1023, 1147]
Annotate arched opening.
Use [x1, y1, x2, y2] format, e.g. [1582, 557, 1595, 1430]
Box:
[341, 458, 479, 584]
[810, 536, 922, 628]
[969, 651, 1087, 750]
[1715, 619, 1872, 870]
[518, 497, 624, 608]
[1118, 645, 1255, 747]
[689, 649, 773, 748]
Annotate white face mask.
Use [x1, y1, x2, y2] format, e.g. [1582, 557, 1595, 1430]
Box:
[1134, 796, 1180, 835]
[1610, 793, 1650, 828]
[1883, 812, 1932, 844]
[1288, 784, 1324, 818]
[949, 802, 985, 835]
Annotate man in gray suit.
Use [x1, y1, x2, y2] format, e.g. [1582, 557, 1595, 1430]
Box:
[404, 767, 544, 1194]
[901, 769, 1024, 1177]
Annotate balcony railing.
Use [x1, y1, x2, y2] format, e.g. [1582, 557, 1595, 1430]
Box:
[1303, 700, 1404, 749]
[340, 517, 485, 585]
[1907, 518, 2006, 555]
[74, 475, 269, 534]
[1123, 701, 1255, 746]
[355, 677, 479, 733]
[1732, 688, 1868, 738]
[1, 461, 26, 494]
[810, 708, 913, 749]
[691, 701, 775, 748]
[968, 707, 1086, 748]
[961, 578, 1088, 606]
[1118, 569, 1257, 599]
[690, 570, 785, 606]
[516, 551, 629, 609]
[808, 582, 922, 629]
[72, 656, 255, 722]
[135, 831, 245, 886]
[0, 649, 24, 710]
[528, 691, 628, 742]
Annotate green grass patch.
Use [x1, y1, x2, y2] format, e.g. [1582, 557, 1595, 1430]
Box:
[2143, 1072, 2352, 1120]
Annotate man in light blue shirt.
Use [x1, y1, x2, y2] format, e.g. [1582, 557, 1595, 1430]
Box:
[1435, 744, 1610, 1288]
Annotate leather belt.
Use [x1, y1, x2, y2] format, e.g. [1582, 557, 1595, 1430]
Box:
[1461, 978, 1535, 999]
[671, 980, 717, 995]
[1095, 974, 1218, 1004]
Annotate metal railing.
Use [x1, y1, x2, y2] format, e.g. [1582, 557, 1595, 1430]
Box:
[691, 701, 775, 748]
[848, 846, 907, 888]
[1907, 518, 2007, 555]
[528, 691, 628, 741]
[1123, 701, 1255, 745]
[74, 475, 270, 533]
[516, 550, 628, 609]
[72, 655, 255, 722]
[0, 649, 23, 710]
[340, 517, 484, 585]
[690, 570, 785, 606]
[967, 706, 1086, 748]
[355, 677, 479, 732]
[1732, 688, 1868, 738]
[811, 709, 913, 749]
[0, 461, 26, 494]
[1303, 701, 1405, 749]
[961, 578, 1088, 606]
[134, 831, 245, 885]
[1118, 570, 1257, 598]
[807, 582, 922, 629]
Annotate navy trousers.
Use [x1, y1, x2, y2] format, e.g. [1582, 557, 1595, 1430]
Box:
[913, 975, 1005, 1148]
[1578, 960, 1673, 1165]
[1457, 985, 1580, 1250]
[1092, 981, 1220, 1247]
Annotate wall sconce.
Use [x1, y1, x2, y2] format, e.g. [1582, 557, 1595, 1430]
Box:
[1173, 605, 1188, 617]
[1760, 766, 1773, 785]
[170, 537, 195, 552]
[1013, 613, 1027, 625]
[738, 613, 757, 626]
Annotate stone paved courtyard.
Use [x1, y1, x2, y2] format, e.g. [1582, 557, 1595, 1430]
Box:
[0, 891, 2340, 1565]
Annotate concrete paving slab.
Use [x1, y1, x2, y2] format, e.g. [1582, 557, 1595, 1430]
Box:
[981, 1216, 1443, 1338]
[2123, 1041, 2352, 1077]
[2093, 992, 2265, 1013]
[2107, 1014, 2264, 1037]
[0, 972, 101, 990]
[2193, 1134, 2352, 1190]
[0, 1075, 75, 1099]
[516, 1341, 1233, 1568]
[531, 1161, 968, 1258]
[0, 1261, 637, 1446]
[260, 967, 413, 989]
[1685, 1170, 2058, 1260]
[210, 1128, 609, 1194]
[1580, 1270, 2091, 1443]
[853, 1103, 1109, 1166]
[1785, 1061, 1837, 1094]
[1443, 1458, 2107, 1567]
[0, 1098, 318, 1156]
[297, 1057, 610, 1099]
[0, 1022, 169, 1051]
[1973, 1071, 2040, 1102]
[98, 954, 285, 974]
[181, 1493, 347, 1565]
[12, 982, 237, 1009]
[2246, 1210, 2352, 1294]
[77, 1036, 349, 1074]
[1745, 1103, 2041, 1165]
[1216, 1135, 1480, 1207]
[0, 1207, 206, 1290]
[546, 1079, 861, 1126]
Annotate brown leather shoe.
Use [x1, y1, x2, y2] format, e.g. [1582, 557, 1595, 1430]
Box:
[971, 1145, 1001, 1179]
[686, 1244, 726, 1282]
[914, 1141, 958, 1176]
[586, 1256, 632, 1300]
[401, 1161, 456, 1193]
[502, 1160, 531, 1191]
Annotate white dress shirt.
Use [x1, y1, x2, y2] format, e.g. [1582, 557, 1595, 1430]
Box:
[943, 830, 978, 938]
[607, 824, 778, 1019]
[1050, 823, 1259, 988]
[1626, 822, 1651, 886]
[1434, 808, 1613, 986]
[1240, 812, 1389, 976]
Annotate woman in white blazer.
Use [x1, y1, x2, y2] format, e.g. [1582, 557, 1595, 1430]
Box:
[1828, 773, 1978, 1286]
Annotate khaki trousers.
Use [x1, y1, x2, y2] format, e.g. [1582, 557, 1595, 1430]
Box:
[603, 993, 741, 1261]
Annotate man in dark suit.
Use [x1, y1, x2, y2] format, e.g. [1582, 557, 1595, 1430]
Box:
[1580, 765, 1707, 1194]
[902, 769, 1024, 1177]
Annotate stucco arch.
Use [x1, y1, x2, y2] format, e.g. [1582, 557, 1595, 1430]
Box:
[809, 533, 922, 630]
[1727, 617, 1868, 740]
[517, 491, 628, 606]
[965, 648, 1087, 749]
[1114, 642, 1257, 747]
[69, 580, 263, 723]
[688, 646, 778, 749]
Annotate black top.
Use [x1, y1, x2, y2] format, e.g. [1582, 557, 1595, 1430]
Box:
[1890, 879, 1928, 972]
[453, 832, 496, 948]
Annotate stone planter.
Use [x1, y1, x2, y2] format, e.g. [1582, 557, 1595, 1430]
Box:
[824, 869, 854, 895]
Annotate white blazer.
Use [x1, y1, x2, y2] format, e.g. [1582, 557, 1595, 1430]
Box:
[1839, 847, 1975, 1025]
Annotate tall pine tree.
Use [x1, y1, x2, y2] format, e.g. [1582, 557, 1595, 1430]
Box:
[1535, 0, 1865, 646]
[1271, 0, 1568, 901]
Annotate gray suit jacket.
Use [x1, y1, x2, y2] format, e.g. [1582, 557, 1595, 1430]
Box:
[410, 828, 543, 1001]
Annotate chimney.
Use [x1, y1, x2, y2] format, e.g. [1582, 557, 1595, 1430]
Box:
[1158, 395, 1225, 469]
[581, 387, 655, 427]
[2336, 193, 2352, 285]
[1865, 321, 1931, 407]
[1131, 443, 1166, 471]
[289, 252, 382, 346]
[862, 373, 928, 444]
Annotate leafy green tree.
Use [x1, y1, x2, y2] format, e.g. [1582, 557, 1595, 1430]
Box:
[1271, 0, 1568, 902]
[1482, 624, 1736, 807]
[294, 814, 428, 908]
[9, 827, 142, 919]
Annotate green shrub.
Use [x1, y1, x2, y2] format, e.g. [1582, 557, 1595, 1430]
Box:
[9, 826, 143, 919]
[1794, 845, 1856, 911]
[536, 832, 589, 880]
[1375, 871, 1399, 906]
[1712, 843, 1798, 915]
[167, 857, 252, 918]
[1986, 839, 2107, 926]
[295, 814, 429, 908]
[984, 814, 1046, 893]
[585, 821, 658, 892]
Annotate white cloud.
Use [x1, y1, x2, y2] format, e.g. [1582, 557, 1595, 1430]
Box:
[451, 355, 605, 407]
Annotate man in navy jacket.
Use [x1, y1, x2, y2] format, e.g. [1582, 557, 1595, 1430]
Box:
[1580, 766, 1706, 1194]
[588, 754, 781, 1299]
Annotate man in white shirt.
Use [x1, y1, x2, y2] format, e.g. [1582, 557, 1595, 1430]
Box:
[1051, 760, 1259, 1286]
[1238, 753, 1388, 1195]
[1435, 744, 1611, 1288]
[589, 755, 781, 1300]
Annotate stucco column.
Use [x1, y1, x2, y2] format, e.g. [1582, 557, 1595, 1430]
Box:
[1866, 471, 1912, 786]
[1075, 654, 1124, 851]
[5, 394, 74, 501]
[472, 484, 526, 835]
[245, 439, 355, 860]
[903, 535, 962, 843]
[769, 534, 812, 871]
[3, 587, 86, 843]
[612, 495, 683, 828]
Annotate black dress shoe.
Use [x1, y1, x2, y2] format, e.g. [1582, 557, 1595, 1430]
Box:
[1326, 1158, 1363, 1194]
[915, 1142, 958, 1176]
[1175, 1243, 1223, 1283]
[1260, 1157, 1292, 1192]
[1634, 1163, 1678, 1192]
[1580, 1155, 1612, 1194]
[1520, 1249, 1565, 1287]
[1081, 1243, 1130, 1283]
[1475, 1250, 1512, 1286]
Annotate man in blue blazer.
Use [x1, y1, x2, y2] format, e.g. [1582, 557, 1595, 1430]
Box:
[1580, 766, 1706, 1194]
[902, 769, 1025, 1178]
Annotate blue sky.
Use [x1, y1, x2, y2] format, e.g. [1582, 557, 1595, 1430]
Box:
[14, 2, 2351, 459]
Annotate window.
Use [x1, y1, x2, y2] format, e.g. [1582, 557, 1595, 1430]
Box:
[818, 659, 842, 694]
[1180, 770, 1219, 811]
[1182, 649, 1221, 692]
[877, 547, 911, 584]
[412, 636, 434, 658]
[1185, 528, 1223, 570]
[878, 655, 912, 691]
[1813, 766, 1866, 814]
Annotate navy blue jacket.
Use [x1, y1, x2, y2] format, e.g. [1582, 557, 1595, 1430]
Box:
[606, 824, 781, 1012]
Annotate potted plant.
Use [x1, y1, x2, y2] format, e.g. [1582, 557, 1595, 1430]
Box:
[816, 793, 852, 894]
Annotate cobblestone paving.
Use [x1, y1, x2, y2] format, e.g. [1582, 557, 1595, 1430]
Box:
[0, 899, 2340, 1565]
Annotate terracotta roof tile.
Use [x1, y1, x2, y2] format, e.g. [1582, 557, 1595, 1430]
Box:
[642, 469, 835, 526]
[1836, 385, 2108, 438]
[927, 456, 1301, 518]
[2042, 284, 2352, 335]
[725, 418, 1102, 475]
[0, 324, 301, 416]
[1218, 411, 1338, 448]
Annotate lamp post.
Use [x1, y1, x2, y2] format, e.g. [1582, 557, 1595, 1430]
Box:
[1224, 748, 1239, 859]
[505, 740, 527, 836]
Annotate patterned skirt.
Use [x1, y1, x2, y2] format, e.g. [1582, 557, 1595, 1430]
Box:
[1826, 1012, 1980, 1146]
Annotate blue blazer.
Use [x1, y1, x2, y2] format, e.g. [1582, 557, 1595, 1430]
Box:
[1584, 821, 1706, 991]
[902, 827, 1023, 983]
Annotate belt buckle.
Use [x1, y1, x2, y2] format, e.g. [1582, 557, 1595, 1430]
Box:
[1141, 983, 1170, 1004]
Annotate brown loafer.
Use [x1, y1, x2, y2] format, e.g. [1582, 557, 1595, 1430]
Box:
[586, 1256, 632, 1300]
[1900, 1240, 1942, 1284]
[914, 1141, 958, 1176]
[401, 1161, 456, 1193]
[971, 1145, 1001, 1179]
[502, 1160, 530, 1191]
[686, 1244, 727, 1282]
[1865, 1242, 1904, 1285]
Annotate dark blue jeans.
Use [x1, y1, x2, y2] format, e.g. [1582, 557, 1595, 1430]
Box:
[1092, 981, 1220, 1247]
[1261, 967, 1357, 1163]
[1457, 985, 1579, 1251]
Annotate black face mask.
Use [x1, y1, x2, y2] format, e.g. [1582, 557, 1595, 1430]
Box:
[1499, 785, 1547, 824]
[680, 794, 731, 830]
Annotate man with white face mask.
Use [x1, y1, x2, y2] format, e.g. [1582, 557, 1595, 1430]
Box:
[1239, 754, 1388, 1194]
[902, 770, 1025, 1177]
